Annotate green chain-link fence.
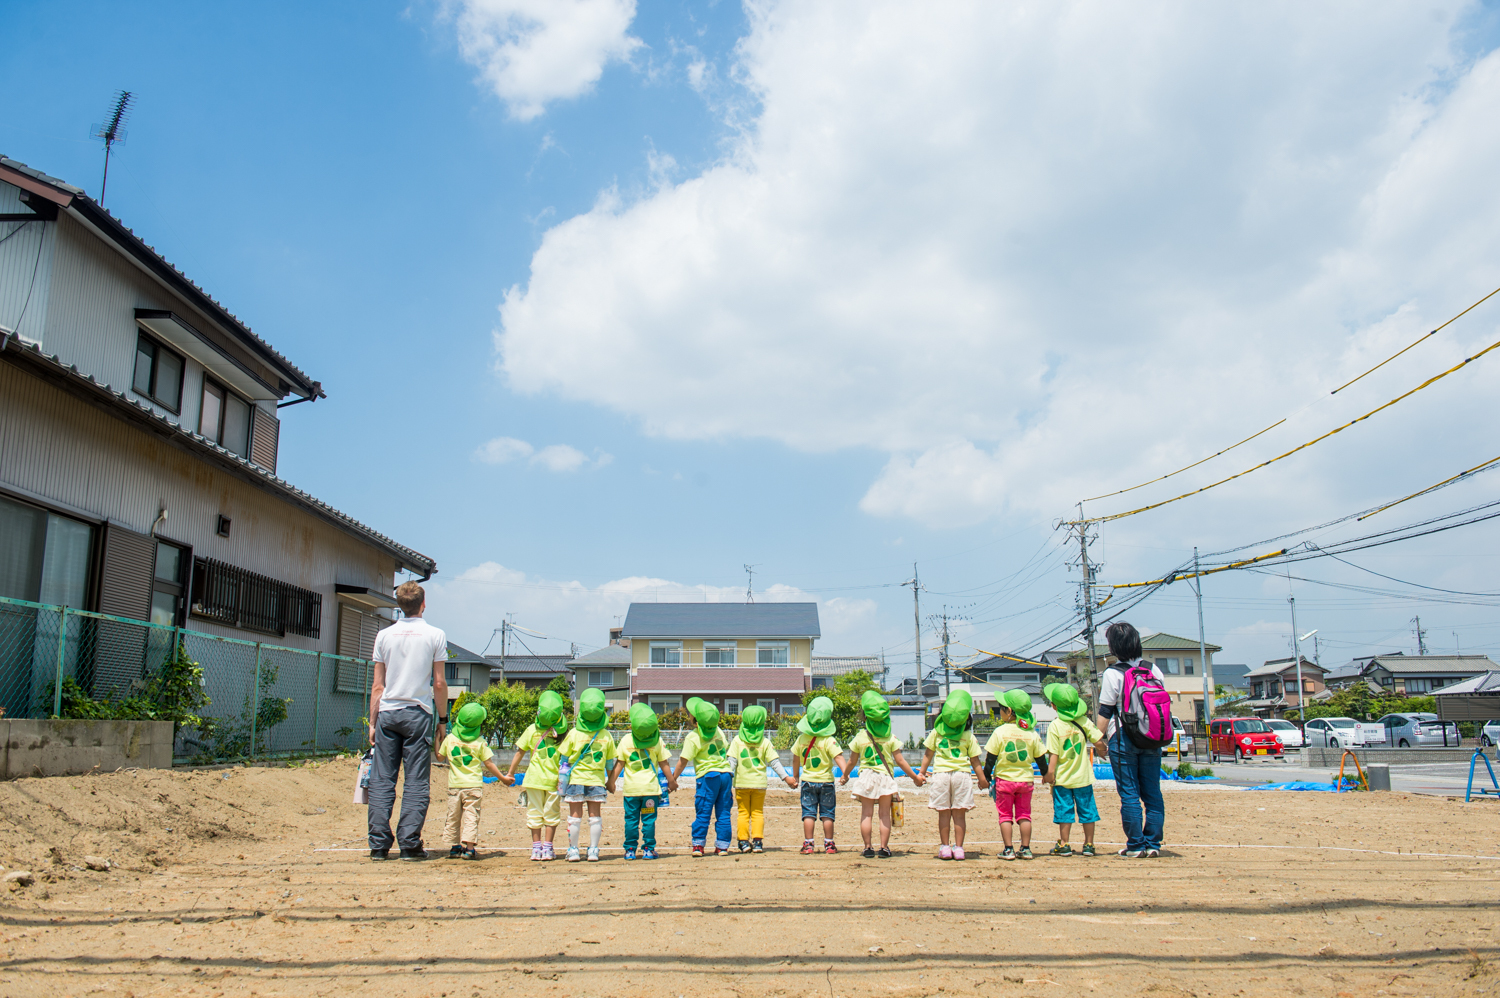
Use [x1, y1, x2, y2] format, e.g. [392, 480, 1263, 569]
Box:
[0, 595, 377, 763]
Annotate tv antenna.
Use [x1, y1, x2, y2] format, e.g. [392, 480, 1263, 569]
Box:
[91, 90, 134, 207]
[744, 564, 760, 603]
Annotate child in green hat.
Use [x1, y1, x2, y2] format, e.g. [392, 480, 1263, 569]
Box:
[841, 690, 923, 858]
[728, 705, 796, 853]
[439, 701, 514, 860]
[504, 689, 570, 861]
[558, 688, 617, 862]
[1040, 682, 1107, 857]
[982, 689, 1046, 861]
[669, 697, 736, 856]
[920, 690, 988, 860]
[791, 695, 848, 855]
[611, 703, 675, 860]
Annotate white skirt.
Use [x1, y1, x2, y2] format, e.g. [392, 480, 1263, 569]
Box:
[847, 767, 899, 800]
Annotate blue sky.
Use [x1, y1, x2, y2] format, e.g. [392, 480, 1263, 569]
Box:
[7, 1, 1500, 681]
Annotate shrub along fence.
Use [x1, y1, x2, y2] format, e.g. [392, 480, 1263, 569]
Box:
[0, 595, 376, 764]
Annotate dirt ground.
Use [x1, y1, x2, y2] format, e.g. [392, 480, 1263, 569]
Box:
[1, 757, 1498, 998]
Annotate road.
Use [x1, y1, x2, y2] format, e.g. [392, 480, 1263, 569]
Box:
[1178, 754, 1500, 796]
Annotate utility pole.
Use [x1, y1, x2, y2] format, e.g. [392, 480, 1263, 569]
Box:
[940, 607, 953, 700]
[1193, 547, 1213, 730]
[744, 564, 759, 604]
[1412, 616, 1428, 656]
[499, 615, 512, 679]
[1289, 596, 1305, 723]
[903, 565, 922, 699]
[1064, 506, 1102, 700]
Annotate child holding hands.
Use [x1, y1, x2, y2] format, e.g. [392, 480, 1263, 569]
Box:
[921, 690, 988, 860]
[671, 697, 735, 857]
[440, 701, 514, 860]
[982, 688, 1046, 861]
[728, 705, 796, 853]
[558, 688, 616, 862]
[1041, 682, 1108, 856]
[505, 690, 569, 861]
[612, 703, 674, 860]
[791, 696, 847, 855]
[840, 690, 923, 858]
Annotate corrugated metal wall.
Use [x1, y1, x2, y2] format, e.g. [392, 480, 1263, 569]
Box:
[0, 181, 57, 343]
[0, 361, 398, 654]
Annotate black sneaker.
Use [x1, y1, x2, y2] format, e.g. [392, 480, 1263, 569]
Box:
[369, 849, 390, 861]
[461, 846, 478, 860]
[399, 847, 429, 861]
[448, 845, 463, 859]
[862, 847, 876, 859]
[877, 847, 892, 859]
[738, 840, 752, 853]
[751, 839, 764, 853]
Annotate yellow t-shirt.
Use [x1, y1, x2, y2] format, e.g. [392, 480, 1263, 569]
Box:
[615, 733, 670, 797]
[847, 729, 904, 776]
[515, 723, 565, 791]
[1044, 716, 1103, 789]
[729, 734, 781, 789]
[440, 733, 494, 789]
[558, 728, 617, 787]
[983, 723, 1045, 783]
[923, 728, 982, 773]
[791, 734, 842, 783]
[680, 728, 733, 775]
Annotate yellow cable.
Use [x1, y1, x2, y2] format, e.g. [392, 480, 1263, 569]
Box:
[1095, 334, 1500, 524]
[1110, 548, 1289, 589]
[1082, 282, 1500, 504]
[1356, 453, 1500, 521]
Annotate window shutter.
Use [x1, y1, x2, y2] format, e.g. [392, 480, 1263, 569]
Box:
[337, 604, 363, 659]
[250, 406, 280, 473]
[97, 523, 153, 620]
[359, 613, 386, 660]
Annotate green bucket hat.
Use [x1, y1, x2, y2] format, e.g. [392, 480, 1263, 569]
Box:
[576, 688, 609, 733]
[1001, 688, 1035, 728]
[454, 701, 487, 740]
[688, 697, 720, 739]
[739, 705, 768, 744]
[796, 695, 836, 738]
[535, 689, 569, 734]
[860, 690, 891, 738]
[1043, 682, 1087, 721]
[628, 702, 660, 749]
[935, 690, 972, 738]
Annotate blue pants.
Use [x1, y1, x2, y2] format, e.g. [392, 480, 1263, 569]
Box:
[1050, 784, 1100, 825]
[623, 796, 659, 850]
[1109, 732, 1164, 851]
[692, 770, 734, 849]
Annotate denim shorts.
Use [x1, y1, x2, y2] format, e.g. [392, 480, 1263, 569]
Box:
[563, 783, 608, 803]
[800, 781, 836, 820]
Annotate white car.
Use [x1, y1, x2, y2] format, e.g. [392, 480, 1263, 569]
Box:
[1304, 716, 1358, 748]
[1265, 718, 1305, 749]
[1482, 720, 1500, 747]
[1170, 716, 1194, 750]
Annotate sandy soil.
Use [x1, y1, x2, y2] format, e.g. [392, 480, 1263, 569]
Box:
[1, 757, 1497, 998]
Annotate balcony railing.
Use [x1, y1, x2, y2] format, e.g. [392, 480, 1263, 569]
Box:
[644, 650, 805, 669]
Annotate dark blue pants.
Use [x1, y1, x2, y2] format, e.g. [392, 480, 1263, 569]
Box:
[692, 771, 734, 849]
[368, 706, 433, 852]
[1109, 731, 1164, 852]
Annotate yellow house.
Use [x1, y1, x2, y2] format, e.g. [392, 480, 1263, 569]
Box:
[1064, 631, 1223, 724]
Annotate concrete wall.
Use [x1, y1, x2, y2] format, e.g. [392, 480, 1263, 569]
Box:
[1, 719, 173, 778]
[1298, 745, 1490, 767]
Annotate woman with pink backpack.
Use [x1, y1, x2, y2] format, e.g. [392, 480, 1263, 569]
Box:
[1096, 621, 1173, 858]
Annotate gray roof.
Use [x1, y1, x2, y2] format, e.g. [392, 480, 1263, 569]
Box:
[571, 645, 631, 666]
[1211, 664, 1251, 686]
[1433, 671, 1500, 695]
[1367, 655, 1496, 675]
[812, 655, 883, 676]
[1245, 657, 1321, 679]
[488, 654, 573, 679]
[447, 641, 490, 665]
[621, 602, 821, 639]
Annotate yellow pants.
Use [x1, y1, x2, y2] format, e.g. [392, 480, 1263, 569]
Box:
[735, 788, 766, 841]
[523, 787, 561, 829]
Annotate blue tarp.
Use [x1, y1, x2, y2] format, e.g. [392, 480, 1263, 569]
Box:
[1163, 770, 1220, 781]
[1248, 781, 1342, 792]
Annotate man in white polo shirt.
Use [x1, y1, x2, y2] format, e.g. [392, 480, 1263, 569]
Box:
[367, 581, 449, 861]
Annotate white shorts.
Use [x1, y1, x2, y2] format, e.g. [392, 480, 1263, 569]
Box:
[926, 770, 976, 811]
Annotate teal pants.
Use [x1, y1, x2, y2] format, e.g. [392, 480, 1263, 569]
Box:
[623, 795, 659, 850]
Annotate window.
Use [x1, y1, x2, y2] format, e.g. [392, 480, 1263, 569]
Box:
[445, 662, 460, 683]
[1405, 678, 1432, 693]
[150, 540, 188, 626]
[132, 334, 184, 413]
[757, 698, 776, 712]
[1233, 719, 1269, 734]
[200, 378, 251, 459]
[1251, 682, 1263, 699]
[811, 677, 829, 689]
[649, 642, 681, 666]
[778, 703, 801, 714]
[757, 642, 789, 666]
[0, 495, 95, 608]
[704, 641, 737, 667]
[1183, 656, 1195, 676]
[648, 697, 681, 714]
[191, 556, 322, 638]
[1268, 680, 1281, 697]
[1155, 657, 1181, 675]
[587, 670, 613, 688]
[724, 699, 743, 715]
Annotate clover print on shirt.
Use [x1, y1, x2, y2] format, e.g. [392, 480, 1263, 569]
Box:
[1002, 739, 1028, 764]
[1061, 734, 1082, 756]
[628, 749, 647, 772]
[938, 736, 964, 760]
[450, 744, 473, 766]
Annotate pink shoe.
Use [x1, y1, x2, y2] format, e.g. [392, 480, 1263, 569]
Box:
[938, 844, 953, 860]
[952, 847, 966, 861]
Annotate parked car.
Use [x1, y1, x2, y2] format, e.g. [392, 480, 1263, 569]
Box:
[1304, 716, 1358, 748]
[1375, 712, 1461, 748]
[1208, 717, 1284, 762]
[1481, 720, 1500, 747]
[1170, 716, 1194, 751]
[1264, 718, 1305, 749]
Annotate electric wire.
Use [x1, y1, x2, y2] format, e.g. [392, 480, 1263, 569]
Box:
[1307, 548, 1500, 597]
[1355, 453, 1500, 521]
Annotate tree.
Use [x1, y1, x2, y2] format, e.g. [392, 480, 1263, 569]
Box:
[800, 669, 882, 743]
[451, 679, 577, 748]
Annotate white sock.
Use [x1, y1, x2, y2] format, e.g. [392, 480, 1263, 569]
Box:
[567, 816, 581, 850]
[589, 816, 602, 850]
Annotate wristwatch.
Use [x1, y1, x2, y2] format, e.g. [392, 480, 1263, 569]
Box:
[438, 715, 448, 724]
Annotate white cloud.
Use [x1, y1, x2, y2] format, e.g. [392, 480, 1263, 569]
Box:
[473, 436, 534, 464]
[473, 436, 611, 471]
[532, 443, 589, 472]
[447, 0, 643, 120]
[494, 1, 1500, 538]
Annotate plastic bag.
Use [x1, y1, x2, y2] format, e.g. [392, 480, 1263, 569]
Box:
[353, 749, 373, 805]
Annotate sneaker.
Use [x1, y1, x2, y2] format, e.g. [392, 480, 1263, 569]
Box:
[369, 849, 390, 861]
[566, 847, 581, 862]
[862, 847, 876, 859]
[1000, 847, 1015, 861]
[738, 840, 751, 853]
[877, 847, 892, 859]
[692, 846, 706, 858]
[1141, 848, 1160, 858]
[530, 843, 543, 861]
[448, 845, 463, 859]
[461, 846, 478, 860]
[801, 841, 816, 855]
[1018, 846, 1034, 861]
[624, 848, 637, 861]
[714, 847, 731, 856]
[399, 848, 429, 861]
[751, 839, 764, 853]
[1118, 848, 1142, 858]
[824, 842, 839, 855]
[1048, 842, 1073, 857]
[952, 847, 965, 861]
[587, 847, 600, 862]
[541, 842, 555, 861]
[642, 847, 658, 860]
[1081, 843, 1096, 857]
[938, 844, 953, 860]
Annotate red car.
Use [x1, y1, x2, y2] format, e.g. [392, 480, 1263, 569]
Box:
[1208, 717, 1283, 763]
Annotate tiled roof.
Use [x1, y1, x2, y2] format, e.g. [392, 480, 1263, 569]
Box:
[631, 668, 810, 695]
[489, 654, 573, 679]
[1245, 657, 1322, 678]
[1368, 655, 1496, 675]
[1433, 671, 1500, 695]
[622, 602, 820, 639]
[446, 641, 490, 665]
[2, 338, 435, 575]
[572, 645, 631, 666]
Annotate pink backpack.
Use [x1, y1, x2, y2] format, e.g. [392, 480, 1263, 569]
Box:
[1116, 663, 1175, 749]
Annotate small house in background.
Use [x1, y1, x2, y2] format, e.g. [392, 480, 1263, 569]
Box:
[622, 602, 820, 715]
[487, 652, 573, 691]
[1324, 653, 1496, 695]
[571, 642, 631, 714]
[811, 654, 885, 690]
[1242, 657, 1325, 718]
[943, 652, 1066, 718]
[1064, 631, 1223, 724]
[444, 641, 494, 711]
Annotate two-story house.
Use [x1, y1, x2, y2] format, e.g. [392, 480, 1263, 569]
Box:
[621, 602, 820, 715]
[444, 641, 495, 709]
[944, 652, 1067, 717]
[570, 641, 632, 715]
[1064, 631, 1223, 724]
[487, 653, 574, 691]
[1243, 657, 1325, 717]
[1323, 653, 1496, 695]
[0, 156, 434, 714]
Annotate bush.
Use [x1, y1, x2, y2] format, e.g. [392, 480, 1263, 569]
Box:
[453, 675, 576, 748]
[40, 641, 212, 739]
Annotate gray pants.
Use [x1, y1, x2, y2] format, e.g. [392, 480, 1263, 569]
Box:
[367, 706, 433, 852]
